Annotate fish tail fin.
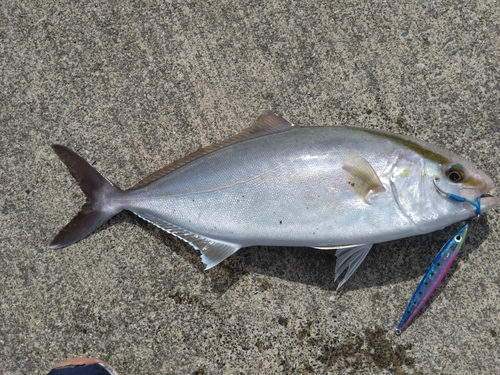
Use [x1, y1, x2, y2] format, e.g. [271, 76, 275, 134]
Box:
[49, 145, 126, 249]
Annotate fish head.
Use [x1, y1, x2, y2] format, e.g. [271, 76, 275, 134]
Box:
[365, 127, 498, 221]
[433, 153, 498, 214]
[384, 139, 497, 229]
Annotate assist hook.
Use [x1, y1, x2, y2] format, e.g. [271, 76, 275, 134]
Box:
[433, 178, 481, 216]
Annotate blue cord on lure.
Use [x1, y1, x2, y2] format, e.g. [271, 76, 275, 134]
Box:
[395, 223, 469, 335]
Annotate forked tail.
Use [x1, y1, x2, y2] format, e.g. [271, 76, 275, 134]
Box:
[49, 145, 126, 248]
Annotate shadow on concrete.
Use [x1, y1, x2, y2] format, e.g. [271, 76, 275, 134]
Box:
[106, 211, 493, 295]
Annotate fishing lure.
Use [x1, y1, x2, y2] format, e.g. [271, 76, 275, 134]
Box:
[396, 223, 468, 334]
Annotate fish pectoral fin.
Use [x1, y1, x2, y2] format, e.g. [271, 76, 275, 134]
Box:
[133, 212, 241, 269]
[342, 149, 385, 204]
[335, 244, 373, 289]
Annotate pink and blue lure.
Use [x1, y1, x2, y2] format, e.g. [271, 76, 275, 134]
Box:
[395, 223, 468, 334]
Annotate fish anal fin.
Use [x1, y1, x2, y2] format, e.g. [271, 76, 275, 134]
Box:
[131, 111, 295, 190]
[335, 244, 373, 289]
[133, 211, 240, 268]
[198, 241, 241, 269]
[342, 149, 386, 204]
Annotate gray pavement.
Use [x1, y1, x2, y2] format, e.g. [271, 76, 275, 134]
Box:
[1, 1, 499, 374]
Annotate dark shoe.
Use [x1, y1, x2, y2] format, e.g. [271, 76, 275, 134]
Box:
[47, 358, 119, 375]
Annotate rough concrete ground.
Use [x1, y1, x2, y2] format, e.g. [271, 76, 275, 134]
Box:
[1, 1, 499, 374]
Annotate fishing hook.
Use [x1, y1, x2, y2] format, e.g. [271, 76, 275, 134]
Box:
[433, 178, 481, 216]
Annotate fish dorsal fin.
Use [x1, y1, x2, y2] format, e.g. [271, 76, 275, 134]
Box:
[133, 211, 241, 269]
[335, 244, 373, 289]
[130, 111, 295, 189]
[342, 149, 386, 204]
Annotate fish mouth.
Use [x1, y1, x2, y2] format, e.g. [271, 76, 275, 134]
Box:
[479, 195, 499, 213]
[459, 170, 496, 196]
[477, 171, 496, 194]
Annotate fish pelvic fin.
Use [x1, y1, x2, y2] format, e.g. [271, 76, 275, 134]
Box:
[49, 145, 125, 249]
[335, 244, 373, 289]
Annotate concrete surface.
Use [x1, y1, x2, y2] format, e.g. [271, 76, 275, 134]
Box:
[1, 1, 499, 374]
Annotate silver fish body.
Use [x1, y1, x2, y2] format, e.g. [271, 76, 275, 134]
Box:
[50, 112, 498, 287]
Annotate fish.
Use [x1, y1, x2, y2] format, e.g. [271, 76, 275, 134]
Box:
[49, 111, 498, 288]
[396, 223, 468, 334]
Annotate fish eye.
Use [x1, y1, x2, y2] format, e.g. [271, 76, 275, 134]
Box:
[455, 235, 462, 242]
[445, 164, 464, 183]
